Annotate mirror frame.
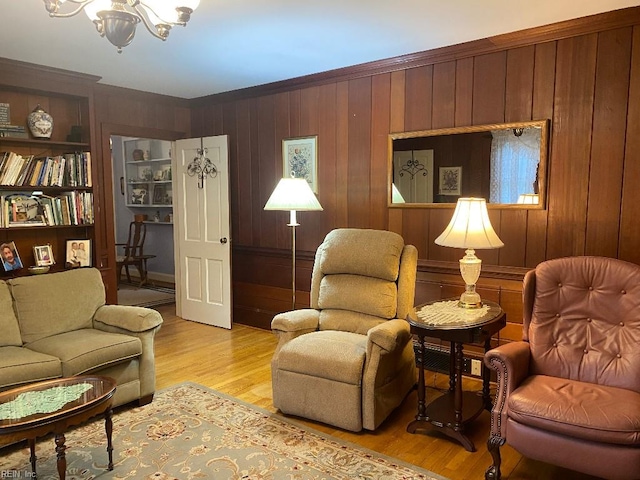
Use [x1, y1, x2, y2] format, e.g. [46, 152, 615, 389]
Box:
[387, 119, 549, 209]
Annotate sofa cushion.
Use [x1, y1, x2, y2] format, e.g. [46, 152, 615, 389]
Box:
[318, 274, 397, 319]
[319, 229, 404, 281]
[9, 268, 105, 344]
[26, 329, 142, 376]
[0, 282, 22, 347]
[0, 346, 62, 390]
[277, 330, 367, 385]
[508, 375, 640, 445]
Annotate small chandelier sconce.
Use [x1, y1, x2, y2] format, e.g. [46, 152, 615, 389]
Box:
[42, 0, 200, 53]
[399, 154, 427, 179]
[187, 141, 217, 189]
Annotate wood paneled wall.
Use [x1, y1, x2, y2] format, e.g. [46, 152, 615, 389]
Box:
[188, 8, 640, 335]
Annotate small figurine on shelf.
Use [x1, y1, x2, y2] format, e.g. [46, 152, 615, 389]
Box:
[154, 211, 160, 222]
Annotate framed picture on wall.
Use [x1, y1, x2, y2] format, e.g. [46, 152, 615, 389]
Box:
[282, 135, 318, 193]
[65, 239, 92, 268]
[439, 166, 462, 196]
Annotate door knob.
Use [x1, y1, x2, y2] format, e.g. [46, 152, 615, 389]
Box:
[220, 237, 228, 244]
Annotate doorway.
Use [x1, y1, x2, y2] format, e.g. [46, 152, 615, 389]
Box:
[111, 134, 176, 304]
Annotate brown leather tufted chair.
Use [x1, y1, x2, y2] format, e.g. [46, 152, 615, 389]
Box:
[484, 256, 640, 480]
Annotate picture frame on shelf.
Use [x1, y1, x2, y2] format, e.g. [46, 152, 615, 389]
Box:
[33, 244, 55, 266]
[4, 194, 47, 227]
[65, 239, 91, 268]
[282, 135, 318, 193]
[1, 241, 23, 271]
[439, 166, 462, 196]
[153, 185, 166, 205]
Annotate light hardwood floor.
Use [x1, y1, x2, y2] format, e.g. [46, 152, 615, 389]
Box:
[152, 304, 600, 480]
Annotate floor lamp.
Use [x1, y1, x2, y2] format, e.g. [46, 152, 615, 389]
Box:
[264, 177, 323, 310]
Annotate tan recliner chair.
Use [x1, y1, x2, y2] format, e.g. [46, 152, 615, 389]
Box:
[271, 228, 418, 432]
[485, 256, 640, 480]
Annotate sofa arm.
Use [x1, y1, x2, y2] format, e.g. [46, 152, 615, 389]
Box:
[367, 319, 411, 354]
[93, 305, 163, 333]
[271, 309, 320, 353]
[93, 305, 163, 401]
[484, 341, 531, 439]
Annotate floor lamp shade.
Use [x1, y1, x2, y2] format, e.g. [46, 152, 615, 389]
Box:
[264, 178, 323, 214]
[264, 177, 323, 310]
[435, 197, 503, 308]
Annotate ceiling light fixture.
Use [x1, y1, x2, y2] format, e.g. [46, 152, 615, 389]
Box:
[42, 0, 200, 53]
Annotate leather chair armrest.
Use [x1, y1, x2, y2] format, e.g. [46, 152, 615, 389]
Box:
[93, 305, 163, 333]
[271, 309, 320, 353]
[484, 341, 531, 438]
[367, 319, 411, 353]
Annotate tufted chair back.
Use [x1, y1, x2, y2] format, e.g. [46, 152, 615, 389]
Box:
[522, 256, 640, 393]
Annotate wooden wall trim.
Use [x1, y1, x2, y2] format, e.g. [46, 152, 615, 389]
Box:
[232, 245, 528, 282]
[0, 57, 99, 96]
[191, 6, 640, 105]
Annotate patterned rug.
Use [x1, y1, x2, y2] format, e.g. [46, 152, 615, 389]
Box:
[0, 383, 448, 480]
[117, 283, 175, 308]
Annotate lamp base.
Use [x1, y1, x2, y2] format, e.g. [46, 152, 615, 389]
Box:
[458, 290, 483, 309]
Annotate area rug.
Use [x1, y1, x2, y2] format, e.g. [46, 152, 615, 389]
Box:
[0, 383, 449, 480]
[117, 283, 175, 308]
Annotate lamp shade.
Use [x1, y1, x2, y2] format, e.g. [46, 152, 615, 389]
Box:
[392, 183, 406, 203]
[517, 193, 539, 205]
[435, 197, 503, 249]
[264, 177, 323, 212]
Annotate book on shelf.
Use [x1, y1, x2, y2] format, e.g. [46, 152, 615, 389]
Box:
[0, 191, 93, 228]
[0, 125, 28, 138]
[0, 151, 92, 187]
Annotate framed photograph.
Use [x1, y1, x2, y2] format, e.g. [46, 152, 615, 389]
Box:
[283, 135, 318, 193]
[1, 241, 23, 271]
[439, 166, 462, 196]
[65, 239, 92, 268]
[153, 184, 170, 205]
[33, 244, 55, 266]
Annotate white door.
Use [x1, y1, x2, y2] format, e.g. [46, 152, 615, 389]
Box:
[393, 149, 434, 203]
[173, 136, 231, 328]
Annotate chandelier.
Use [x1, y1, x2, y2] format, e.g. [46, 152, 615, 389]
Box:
[43, 0, 200, 53]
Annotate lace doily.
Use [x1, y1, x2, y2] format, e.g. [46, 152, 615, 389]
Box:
[0, 383, 94, 421]
[416, 300, 491, 326]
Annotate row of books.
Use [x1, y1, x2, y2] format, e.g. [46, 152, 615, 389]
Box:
[0, 151, 92, 187]
[0, 192, 94, 228]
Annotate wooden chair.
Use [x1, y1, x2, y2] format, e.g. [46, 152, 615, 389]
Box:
[116, 221, 156, 287]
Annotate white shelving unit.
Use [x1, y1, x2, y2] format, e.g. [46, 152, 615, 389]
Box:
[122, 137, 173, 222]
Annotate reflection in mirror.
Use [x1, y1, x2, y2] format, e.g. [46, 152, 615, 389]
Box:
[388, 120, 548, 208]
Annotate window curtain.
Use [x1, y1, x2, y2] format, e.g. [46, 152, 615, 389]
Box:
[489, 128, 541, 204]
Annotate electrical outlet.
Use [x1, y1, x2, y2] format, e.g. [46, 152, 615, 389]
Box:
[471, 359, 482, 376]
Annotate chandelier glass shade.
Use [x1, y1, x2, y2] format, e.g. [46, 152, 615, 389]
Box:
[43, 0, 200, 52]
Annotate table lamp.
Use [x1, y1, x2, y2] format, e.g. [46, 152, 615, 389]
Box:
[264, 176, 323, 310]
[435, 197, 503, 308]
[517, 193, 539, 205]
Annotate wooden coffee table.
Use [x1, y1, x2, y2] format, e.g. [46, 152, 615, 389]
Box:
[0, 375, 116, 479]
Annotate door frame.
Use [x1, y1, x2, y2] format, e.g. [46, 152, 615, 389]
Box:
[99, 123, 187, 303]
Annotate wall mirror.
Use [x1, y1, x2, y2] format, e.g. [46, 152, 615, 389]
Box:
[388, 119, 549, 208]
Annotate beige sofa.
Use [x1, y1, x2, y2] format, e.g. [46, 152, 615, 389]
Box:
[0, 267, 163, 409]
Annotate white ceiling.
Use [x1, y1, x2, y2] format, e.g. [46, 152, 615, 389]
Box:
[2, 1, 639, 99]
